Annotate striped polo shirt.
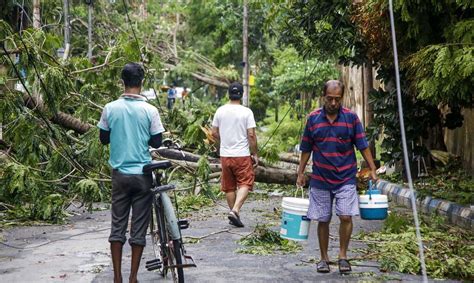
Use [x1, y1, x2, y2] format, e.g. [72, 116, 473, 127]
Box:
[300, 107, 368, 190]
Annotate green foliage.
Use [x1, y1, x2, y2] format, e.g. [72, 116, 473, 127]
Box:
[260, 104, 304, 154]
[271, 47, 339, 99]
[72, 179, 104, 212]
[176, 193, 213, 213]
[404, 44, 473, 105]
[414, 158, 474, 205]
[37, 193, 66, 222]
[236, 224, 302, 255]
[366, 85, 440, 165]
[249, 87, 271, 122]
[276, 0, 367, 64]
[356, 212, 474, 280]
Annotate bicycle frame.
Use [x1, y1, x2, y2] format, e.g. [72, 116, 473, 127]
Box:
[145, 160, 196, 283]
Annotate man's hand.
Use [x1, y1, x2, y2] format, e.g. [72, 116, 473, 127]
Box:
[370, 169, 379, 183]
[251, 153, 259, 168]
[296, 172, 306, 187]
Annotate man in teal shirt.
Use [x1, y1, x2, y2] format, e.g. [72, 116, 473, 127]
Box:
[98, 63, 165, 283]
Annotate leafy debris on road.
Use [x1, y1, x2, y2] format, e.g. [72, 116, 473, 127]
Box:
[236, 224, 301, 255]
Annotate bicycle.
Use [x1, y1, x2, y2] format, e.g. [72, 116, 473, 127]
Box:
[144, 141, 196, 283]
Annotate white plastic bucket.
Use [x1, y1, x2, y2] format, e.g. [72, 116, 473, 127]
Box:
[359, 194, 388, 220]
[280, 197, 311, 241]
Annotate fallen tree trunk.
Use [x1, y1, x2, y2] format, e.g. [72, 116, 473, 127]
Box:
[154, 151, 307, 186]
[278, 153, 300, 164]
[24, 95, 93, 134]
[154, 148, 219, 163]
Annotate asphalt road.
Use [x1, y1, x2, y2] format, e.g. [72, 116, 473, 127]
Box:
[0, 194, 450, 283]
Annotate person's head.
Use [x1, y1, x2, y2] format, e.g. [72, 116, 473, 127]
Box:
[228, 82, 243, 101]
[121, 63, 144, 89]
[322, 80, 344, 115]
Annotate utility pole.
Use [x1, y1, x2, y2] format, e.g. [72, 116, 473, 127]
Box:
[33, 0, 41, 29]
[87, 0, 93, 61]
[63, 0, 70, 59]
[242, 0, 249, 107]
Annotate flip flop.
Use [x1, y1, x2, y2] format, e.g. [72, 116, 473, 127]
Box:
[228, 211, 244, 227]
[338, 259, 352, 273]
[316, 260, 330, 273]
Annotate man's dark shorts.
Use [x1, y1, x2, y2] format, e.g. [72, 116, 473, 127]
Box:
[109, 169, 152, 246]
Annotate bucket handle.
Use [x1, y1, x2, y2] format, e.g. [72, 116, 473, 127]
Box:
[295, 185, 306, 199]
[368, 180, 374, 200]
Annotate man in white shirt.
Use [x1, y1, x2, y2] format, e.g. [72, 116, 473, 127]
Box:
[212, 82, 258, 227]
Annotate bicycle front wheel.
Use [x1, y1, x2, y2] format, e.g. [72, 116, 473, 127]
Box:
[160, 193, 184, 283]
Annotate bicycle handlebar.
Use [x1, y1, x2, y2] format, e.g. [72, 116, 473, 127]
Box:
[149, 138, 184, 152]
[151, 184, 176, 194]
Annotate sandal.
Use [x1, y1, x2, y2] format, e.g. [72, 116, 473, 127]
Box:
[338, 259, 352, 273]
[316, 260, 330, 273]
[228, 211, 244, 227]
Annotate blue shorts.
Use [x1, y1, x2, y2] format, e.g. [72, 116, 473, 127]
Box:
[307, 184, 359, 222]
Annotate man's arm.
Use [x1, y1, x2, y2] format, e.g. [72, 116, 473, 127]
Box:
[99, 129, 110, 145]
[148, 133, 163, 148]
[211, 126, 220, 141]
[296, 152, 311, 187]
[247, 127, 258, 166]
[247, 127, 257, 154]
[360, 147, 378, 181]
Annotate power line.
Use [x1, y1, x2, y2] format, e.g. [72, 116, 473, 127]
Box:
[121, 0, 145, 64]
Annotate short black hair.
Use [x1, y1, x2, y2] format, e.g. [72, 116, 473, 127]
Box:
[228, 82, 243, 100]
[121, 63, 144, 88]
[322, 80, 345, 96]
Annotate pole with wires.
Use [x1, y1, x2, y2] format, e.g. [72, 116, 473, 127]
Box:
[87, 0, 93, 62]
[388, 1, 428, 281]
[63, 0, 70, 60]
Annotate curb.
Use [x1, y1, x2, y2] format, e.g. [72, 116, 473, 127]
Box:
[377, 180, 473, 230]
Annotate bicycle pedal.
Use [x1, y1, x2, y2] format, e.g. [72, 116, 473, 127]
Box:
[178, 219, 189, 229]
[145, 258, 161, 266]
[146, 263, 162, 271]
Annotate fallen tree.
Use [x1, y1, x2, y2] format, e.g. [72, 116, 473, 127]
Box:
[153, 149, 308, 186]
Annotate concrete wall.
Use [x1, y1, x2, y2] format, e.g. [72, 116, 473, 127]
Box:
[445, 107, 474, 176]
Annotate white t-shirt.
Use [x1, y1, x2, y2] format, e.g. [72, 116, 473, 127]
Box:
[212, 104, 256, 157]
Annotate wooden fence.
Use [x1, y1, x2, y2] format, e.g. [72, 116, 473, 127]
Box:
[340, 64, 474, 175]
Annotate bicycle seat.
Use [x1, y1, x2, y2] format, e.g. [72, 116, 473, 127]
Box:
[143, 160, 172, 173]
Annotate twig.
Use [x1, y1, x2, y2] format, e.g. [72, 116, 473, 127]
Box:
[70, 48, 117, 74]
[184, 229, 231, 240]
[69, 92, 104, 110]
[38, 169, 77, 183]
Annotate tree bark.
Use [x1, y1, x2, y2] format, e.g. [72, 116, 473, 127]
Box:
[24, 95, 93, 134]
[242, 0, 249, 106]
[165, 158, 303, 186]
[154, 149, 308, 186]
[33, 0, 41, 29]
[190, 72, 229, 88]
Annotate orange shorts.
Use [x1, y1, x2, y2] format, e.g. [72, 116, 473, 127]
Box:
[220, 156, 255, 192]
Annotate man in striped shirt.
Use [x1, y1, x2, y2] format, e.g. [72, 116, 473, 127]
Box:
[297, 80, 378, 274]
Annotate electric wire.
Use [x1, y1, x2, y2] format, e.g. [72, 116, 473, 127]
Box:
[388, 1, 428, 281]
[0, 227, 110, 250]
[121, 0, 145, 64]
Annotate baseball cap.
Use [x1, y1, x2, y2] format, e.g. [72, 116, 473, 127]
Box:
[228, 82, 243, 95]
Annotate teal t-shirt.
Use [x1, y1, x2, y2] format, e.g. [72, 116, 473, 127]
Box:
[97, 94, 165, 174]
